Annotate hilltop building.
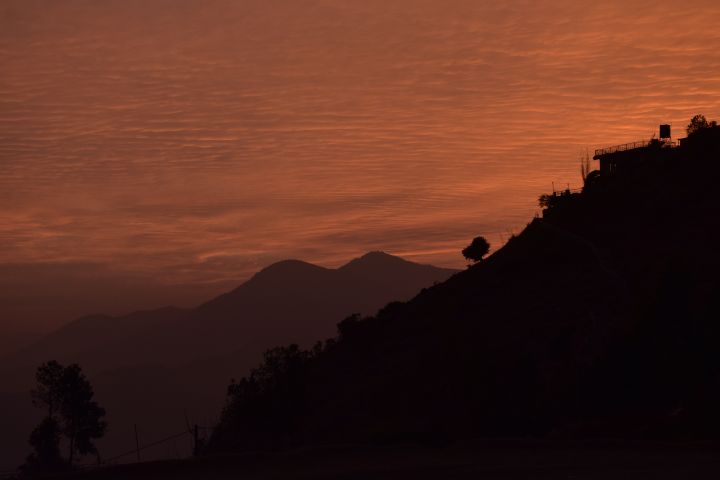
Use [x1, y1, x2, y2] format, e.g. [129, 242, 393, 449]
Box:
[593, 124, 678, 176]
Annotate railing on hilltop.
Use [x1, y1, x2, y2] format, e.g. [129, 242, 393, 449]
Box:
[594, 140, 651, 157]
[594, 139, 678, 158]
[551, 187, 582, 196]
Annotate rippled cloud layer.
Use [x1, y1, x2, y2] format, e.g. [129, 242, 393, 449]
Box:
[2, 0, 720, 329]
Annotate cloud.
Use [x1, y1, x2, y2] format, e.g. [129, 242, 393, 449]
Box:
[1, 0, 720, 328]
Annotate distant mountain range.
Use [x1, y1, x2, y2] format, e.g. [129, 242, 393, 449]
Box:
[0, 251, 457, 469]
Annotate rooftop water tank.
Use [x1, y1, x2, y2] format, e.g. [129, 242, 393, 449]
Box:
[660, 124, 671, 139]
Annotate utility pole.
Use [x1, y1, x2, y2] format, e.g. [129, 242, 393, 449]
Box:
[134, 424, 141, 462]
[193, 425, 199, 456]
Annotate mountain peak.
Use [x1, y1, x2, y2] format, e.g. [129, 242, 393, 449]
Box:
[241, 259, 331, 287]
[339, 251, 408, 270]
[338, 251, 458, 281]
[358, 250, 396, 260]
[258, 259, 326, 275]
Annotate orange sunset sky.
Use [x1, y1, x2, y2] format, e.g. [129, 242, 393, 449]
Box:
[1, 0, 720, 335]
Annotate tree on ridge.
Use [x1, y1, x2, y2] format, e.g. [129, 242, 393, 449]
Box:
[687, 114, 717, 136]
[462, 236, 490, 264]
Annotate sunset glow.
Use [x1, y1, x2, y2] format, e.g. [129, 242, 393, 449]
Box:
[2, 0, 720, 330]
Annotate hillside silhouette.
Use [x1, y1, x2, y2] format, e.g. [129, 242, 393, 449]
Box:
[0, 252, 456, 470]
[208, 123, 720, 452]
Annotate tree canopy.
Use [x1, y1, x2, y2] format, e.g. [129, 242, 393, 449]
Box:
[24, 361, 107, 473]
[212, 344, 314, 451]
[687, 114, 717, 136]
[462, 236, 490, 263]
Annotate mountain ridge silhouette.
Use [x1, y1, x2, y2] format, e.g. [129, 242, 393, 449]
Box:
[0, 251, 457, 469]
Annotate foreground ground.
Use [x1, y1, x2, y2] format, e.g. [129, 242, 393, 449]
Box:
[49, 440, 720, 479]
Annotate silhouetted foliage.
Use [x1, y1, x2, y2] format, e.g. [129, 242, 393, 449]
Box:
[582, 170, 601, 190]
[21, 417, 65, 476]
[337, 313, 363, 339]
[538, 194, 554, 209]
[687, 114, 717, 136]
[25, 361, 107, 471]
[31, 360, 64, 418]
[249, 345, 310, 392]
[377, 301, 405, 319]
[214, 344, 313, 450]
[462, 236, 490, 263]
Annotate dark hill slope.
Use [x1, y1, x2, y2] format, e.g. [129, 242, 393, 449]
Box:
[210, 128, 720, 451]
[211, 219, 631, 449]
